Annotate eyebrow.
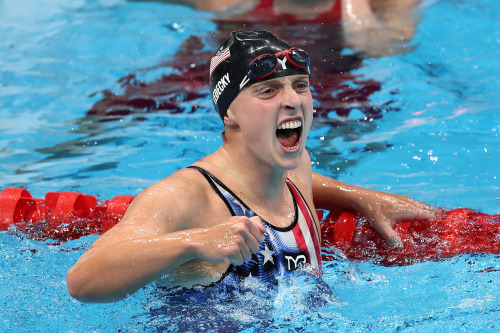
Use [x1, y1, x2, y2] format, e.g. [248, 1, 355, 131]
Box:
[291, 75, 310, 83]
[251, 80, 282, 92]
[256, 75, 309, 87]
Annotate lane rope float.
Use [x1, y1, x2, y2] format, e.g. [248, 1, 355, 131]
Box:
[1, 187, 499, 265]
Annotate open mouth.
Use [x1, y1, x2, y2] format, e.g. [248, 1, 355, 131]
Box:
[276, 119, 302, 151]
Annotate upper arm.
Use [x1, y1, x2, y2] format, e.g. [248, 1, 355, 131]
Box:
[83, 169, 207, 256]
[311, 169, 361, 213]
[290, 151, 348, 210]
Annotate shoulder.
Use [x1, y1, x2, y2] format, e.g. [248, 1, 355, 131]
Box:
[138, 167, 209, 203]
[122, 167, 215, 232]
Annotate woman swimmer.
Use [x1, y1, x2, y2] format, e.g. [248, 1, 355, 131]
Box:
[67, 31, 438, 303]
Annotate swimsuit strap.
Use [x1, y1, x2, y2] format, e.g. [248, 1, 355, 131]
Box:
[285, 178, 322, 269]
[187, 165, 259, 219]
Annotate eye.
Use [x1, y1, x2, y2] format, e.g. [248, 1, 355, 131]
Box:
[294, 81, 310, 92]
[255, 84, 279, 98]
[261, 87, 275, 94]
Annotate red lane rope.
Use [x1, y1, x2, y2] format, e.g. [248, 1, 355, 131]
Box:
[320, 208, 500, 265]
[1, 188, 499, 265]
[0, 188, 134, 243]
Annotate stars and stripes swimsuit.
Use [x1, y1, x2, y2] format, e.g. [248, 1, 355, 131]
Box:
[188, 166, 322, 287]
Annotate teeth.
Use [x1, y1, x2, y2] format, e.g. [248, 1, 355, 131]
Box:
[277, 120, 302, 130]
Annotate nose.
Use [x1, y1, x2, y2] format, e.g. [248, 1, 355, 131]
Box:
[281, 85, 301, 112]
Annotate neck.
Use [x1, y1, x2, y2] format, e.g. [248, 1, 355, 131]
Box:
[197, 139, 295, 225]
[219, 145, 289, 203]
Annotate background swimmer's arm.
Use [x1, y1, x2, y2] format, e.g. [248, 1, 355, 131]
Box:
[311, 168, 438, 247]
[67, 171, 265, 303]
[341, 0, 420, 57]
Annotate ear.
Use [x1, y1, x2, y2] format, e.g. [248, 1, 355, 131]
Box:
[223, 108, 238, 126]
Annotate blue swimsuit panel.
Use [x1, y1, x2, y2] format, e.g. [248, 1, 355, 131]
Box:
[188, 166, 322, 287]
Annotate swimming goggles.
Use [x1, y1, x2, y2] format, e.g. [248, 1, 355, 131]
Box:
[246, 48, 310, 81]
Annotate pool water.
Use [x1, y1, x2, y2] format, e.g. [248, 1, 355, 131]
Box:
[1, 0, 499, 332]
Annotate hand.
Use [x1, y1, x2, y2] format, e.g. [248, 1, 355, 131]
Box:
[354, 190, 442, 247]
[193, 216, 266, 265]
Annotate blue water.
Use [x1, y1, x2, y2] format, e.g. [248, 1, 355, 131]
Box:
[1, 0, 499, 332]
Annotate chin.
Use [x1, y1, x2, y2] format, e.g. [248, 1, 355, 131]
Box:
[279, 152, 303, 170]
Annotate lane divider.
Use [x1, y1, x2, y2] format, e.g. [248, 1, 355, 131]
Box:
[1, 188, 499, 265]
[0, 188, 134, 242]
[320, 208, 500, 265]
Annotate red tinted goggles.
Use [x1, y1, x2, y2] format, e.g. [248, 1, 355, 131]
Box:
[246, 48, 310, 81]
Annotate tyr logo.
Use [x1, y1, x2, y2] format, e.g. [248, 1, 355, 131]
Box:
[284, 254, 306, 271]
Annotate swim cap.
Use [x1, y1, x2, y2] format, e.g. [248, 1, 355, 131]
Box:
[209, 31, 310, 120]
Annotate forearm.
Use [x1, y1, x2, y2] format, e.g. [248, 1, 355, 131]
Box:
[67, 231, 198, 303]
[313, 171, 438, 246]
[311, 171, 370, 212]
[341, 0, 373, 21]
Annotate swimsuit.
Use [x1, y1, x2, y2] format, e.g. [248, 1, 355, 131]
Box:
[188, 166, 322, 287]
[236, 0, 342, 23]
